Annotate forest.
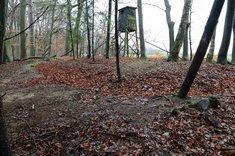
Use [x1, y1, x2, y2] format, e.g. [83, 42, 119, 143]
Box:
[0, 0, 235, 155]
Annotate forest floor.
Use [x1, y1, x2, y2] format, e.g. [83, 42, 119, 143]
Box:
[0, 57, 235, 155]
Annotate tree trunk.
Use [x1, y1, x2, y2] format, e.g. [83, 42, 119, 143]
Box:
[178, 0, 225, 98]
[217, 0, 235, 65]
[3, 0, 9, 63]
[28, 0, 35, 57]
[138, 0, 146, 58]
[67, 0, 75, 59]
[232, 12, 235, 63]
[85, 0, 91, 58]
[0, 0, 5, 64]
[168, 0, 192, 61]
[91, 0, 95, 61]
[20, 0, 27, 59]
[164, 0, 175, 52]
[0, 94, 12, 156]
[105, 0, 112, 59]
[189, 6, 193, 61]
[115, 0, 121, 80]
[183, 23, 189, 61]
[16, 11, 21, 60]
[206, 26, 216, 62]
[74, 0, 84, 58]
[48, 0, 57, 56]
[65, 0, 71, 55]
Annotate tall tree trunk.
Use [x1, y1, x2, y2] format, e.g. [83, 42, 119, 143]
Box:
[20, 0, 27, 59]
[74, 0, 84, 58]
[168, 0, 192, 61]
[85, 0, 91, 58]
[138, 0, 146, 58]
[206, 26, 216, 62]
[16, 8, 21, 60]
[28, 0, 35, 57]
[164, 0, 175, 52]
[189, 6, 193, 61]
[217, 0, 235, 65]
[67, 0, 75, 59]
[91, 0, 95, 61]
[65, 0, 71, 55]
[48, 0, 57, 56]
[178, 0, 225, 98]
[183, 23, 189, 60]
[0, 0, 5, 64]
[105, 0, 112, 59]
[232, 12, 235, 63]
[115, 0, 121, 80]
[3, 0, 9, 63]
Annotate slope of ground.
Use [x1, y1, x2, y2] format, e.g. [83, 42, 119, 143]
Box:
[0, 58, 234, 155]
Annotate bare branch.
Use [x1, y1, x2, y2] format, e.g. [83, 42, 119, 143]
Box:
[142, 3, 165, 12]
[4, 6, 49, 41]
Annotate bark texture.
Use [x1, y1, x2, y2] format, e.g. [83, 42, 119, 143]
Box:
[217, 0, 235, 64]
[231, 9, 235, 63]
[115, 0, 121, 80]
[168, 0, 192, 61]
[20, 0, 27, 59]
[138, 0, 146, 58]
[178, 0, 225, 98]
[206, 26, 216, 62]
[0, 0, 5, 64]
[28, 0, 35, 57]
[164, 0, 175, 51]
[105, 0, 112, 59]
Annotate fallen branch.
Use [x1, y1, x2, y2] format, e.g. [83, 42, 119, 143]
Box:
[14, 55, 56, 61]
[1, 93, 6, 98]
[61, 49, 73, 57]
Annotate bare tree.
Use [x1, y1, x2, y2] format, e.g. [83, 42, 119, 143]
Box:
[0, 0, 5, 64]
[164, 0, 174, 52]
[182, 0, 192, 61]
[74, 0, 85, 58]
[48, 0, 57, 56]
[217, 0, 235, 65]
[232, 12, 235, 63]
[168, 0, 192, 61]
[178, 0, 225, 98]
[20, 0, 27, 59]
[206, 26, 217, 62]
[105, 0, 112, 59]
[182, 23, 190, 61]
[91, 0, 95, 61]
[64, 0, 74, 59]
[85, 0, 91, 58]
[28, 0, 35, 57]
[68, 0, 75, 59]
[138, 0, 146, 58]
[115, 0, 121, 80]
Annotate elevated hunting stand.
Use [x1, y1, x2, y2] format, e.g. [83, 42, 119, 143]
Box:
[118, 6, 139, 57]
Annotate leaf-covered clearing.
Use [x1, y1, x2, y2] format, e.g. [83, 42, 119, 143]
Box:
[0, 57, 235, 155]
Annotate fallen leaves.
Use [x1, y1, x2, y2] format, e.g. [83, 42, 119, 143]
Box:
[2, 58, 235, 155]
[16, 58, 235, 100]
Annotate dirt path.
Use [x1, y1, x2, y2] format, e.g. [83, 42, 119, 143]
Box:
[0, 60, 184, 155]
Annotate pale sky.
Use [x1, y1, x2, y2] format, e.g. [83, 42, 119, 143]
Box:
[97, 0, 231, 54]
